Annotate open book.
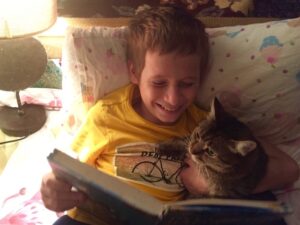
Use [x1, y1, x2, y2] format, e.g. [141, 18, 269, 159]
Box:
[47, 149, 290, 225]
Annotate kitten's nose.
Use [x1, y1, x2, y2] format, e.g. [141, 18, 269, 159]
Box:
[189, 143, 203, 155]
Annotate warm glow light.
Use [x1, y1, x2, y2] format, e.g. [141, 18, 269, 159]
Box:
[0, 0, 57, 38]
[39, 17, 68, 37]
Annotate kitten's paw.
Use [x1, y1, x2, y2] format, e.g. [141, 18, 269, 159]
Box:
[156, 141, 186, 161]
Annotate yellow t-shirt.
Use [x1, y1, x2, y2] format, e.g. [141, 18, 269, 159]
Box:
[68, 84, 207, 225]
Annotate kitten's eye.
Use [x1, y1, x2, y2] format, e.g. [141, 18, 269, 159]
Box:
[192, 131, 201, 140]
[205, 148, 216, 157]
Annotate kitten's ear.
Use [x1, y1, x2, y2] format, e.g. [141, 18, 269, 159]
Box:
[228, 140, 257, 156]
[209, 97, 230, 124]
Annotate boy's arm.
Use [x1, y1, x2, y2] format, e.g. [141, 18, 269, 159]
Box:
[254, 139, 300, 193]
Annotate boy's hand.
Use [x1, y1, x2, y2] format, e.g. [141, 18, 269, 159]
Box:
[253, 138, 299, 193]
[180, 155, 209, 195]
[40, 172, 87, 212]
[180, 156, 208, 196]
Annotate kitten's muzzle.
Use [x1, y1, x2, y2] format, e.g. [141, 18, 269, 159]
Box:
[182, 154, 193, 168]
[189, 142, 204, 155]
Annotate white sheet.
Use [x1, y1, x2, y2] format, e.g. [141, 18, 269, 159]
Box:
[0, 111, 65, 224]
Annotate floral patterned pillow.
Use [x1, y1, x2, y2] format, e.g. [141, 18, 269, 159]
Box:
[198, 17, 300, 144]
[61, 26, 129, 134]
[31, 59, 62, 89]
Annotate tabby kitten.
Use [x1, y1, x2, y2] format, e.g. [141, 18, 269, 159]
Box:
[158, 98, 268, 198]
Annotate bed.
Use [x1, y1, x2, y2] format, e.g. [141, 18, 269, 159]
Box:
[0, 15, 299, 225]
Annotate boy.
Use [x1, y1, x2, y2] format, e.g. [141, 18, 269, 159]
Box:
[41, 5, 299, 225]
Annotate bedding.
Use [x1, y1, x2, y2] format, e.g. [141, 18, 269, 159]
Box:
[0, 111, 63, 224]
[199, 18, 300, 144]
[31, 59, 62, 89]
[0, 131, 19, 174]
[0, 88, 62, 111]
[0, 16, 300, 225]
[0, 59, 63, 111]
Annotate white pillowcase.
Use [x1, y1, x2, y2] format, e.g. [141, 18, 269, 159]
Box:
[62, 26, 129, 133]
[198, 18, 300, 144]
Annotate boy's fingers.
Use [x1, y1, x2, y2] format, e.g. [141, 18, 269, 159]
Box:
[42, 191, 87, 212]
[41, 173, 87, 212]
[41, 172, 72, 190]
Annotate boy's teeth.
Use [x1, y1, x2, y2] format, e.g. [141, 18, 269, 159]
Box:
[160, 104, 176, 112]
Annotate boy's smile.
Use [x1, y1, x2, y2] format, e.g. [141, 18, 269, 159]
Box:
[130, 50, 201, 125]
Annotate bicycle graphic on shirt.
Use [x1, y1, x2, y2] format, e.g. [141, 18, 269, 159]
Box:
[131, 153, 185, 188]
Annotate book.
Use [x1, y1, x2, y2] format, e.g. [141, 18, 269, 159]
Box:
[47, 149, 291, 225]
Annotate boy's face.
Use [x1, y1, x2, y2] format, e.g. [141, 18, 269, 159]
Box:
[129, 50, 201, 125]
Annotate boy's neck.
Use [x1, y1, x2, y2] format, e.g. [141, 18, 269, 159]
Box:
[131, 86, 143, 116]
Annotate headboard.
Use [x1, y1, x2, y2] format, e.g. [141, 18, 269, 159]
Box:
[37, 16, 276, 59]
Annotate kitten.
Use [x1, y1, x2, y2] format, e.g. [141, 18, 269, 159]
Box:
[158, 97, 268, 198]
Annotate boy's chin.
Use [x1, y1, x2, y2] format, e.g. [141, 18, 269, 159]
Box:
[156, 116, 180, 125]
[155, 110, 183, 125]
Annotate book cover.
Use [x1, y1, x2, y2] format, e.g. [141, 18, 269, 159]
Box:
[47, 149, 290, 225]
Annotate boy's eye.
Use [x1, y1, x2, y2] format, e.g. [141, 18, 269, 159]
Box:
[151, 80, 195, 88]
[152, 81, 166, 87]
[179, 82, 194, 88]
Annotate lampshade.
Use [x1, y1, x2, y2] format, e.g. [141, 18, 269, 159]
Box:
[0, 0, 57, 137]
[0, 37, 48, 91]
[0, 0, 57, 38]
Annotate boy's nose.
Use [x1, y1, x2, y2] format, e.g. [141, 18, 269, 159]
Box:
[164, 86, 181, 106]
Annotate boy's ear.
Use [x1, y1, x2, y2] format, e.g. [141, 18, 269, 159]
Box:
[128, 60, 139, 84]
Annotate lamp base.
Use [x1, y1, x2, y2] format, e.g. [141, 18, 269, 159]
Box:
[0, 104, 46, 137]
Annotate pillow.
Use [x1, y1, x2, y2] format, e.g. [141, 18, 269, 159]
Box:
[61, 17, 300, 145]
[198, 17, 300, 144]
[61, 26, 129, 134]
[31, 59, 62, 89]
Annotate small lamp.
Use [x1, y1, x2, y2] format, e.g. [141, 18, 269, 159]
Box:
[0, 0, 57, 136]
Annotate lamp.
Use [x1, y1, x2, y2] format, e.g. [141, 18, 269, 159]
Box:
[0, 0, 57, 136]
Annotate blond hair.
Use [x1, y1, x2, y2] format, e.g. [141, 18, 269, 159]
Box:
[127, 5, 210, 80]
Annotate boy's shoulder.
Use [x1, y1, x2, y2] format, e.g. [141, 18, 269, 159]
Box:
[96, 84, 134, 106]
[187, 104, 208, 122]
[86, 84, 134, 122]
